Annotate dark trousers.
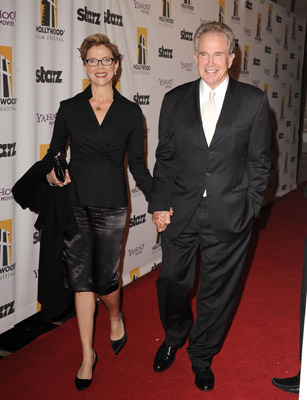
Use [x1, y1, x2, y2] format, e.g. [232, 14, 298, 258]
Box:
[157, 197, 252, 368]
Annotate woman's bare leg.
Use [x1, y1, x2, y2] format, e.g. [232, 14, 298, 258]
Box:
[75, 291, 96, 379]
[100, 287, 124, 340]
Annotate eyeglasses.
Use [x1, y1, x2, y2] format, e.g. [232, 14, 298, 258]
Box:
[85, 58, 115, 67]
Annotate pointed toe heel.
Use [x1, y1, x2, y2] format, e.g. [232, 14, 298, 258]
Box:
[75, 350, 97, 391]
[110, 311, 127, 355]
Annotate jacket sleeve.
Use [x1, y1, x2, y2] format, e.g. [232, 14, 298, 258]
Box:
[48, 102, 70, 155]
[148, 93, 177, 213]
[127, 104, 153, 202]
[247, 92, 271, 216]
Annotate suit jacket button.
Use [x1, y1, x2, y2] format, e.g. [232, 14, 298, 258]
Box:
[205, 172, 212, 177]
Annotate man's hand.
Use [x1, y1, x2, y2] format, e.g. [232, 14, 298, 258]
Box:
[152, 208, 173, 232]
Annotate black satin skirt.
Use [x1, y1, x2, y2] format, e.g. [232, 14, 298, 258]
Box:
[63, 205, 127, 295]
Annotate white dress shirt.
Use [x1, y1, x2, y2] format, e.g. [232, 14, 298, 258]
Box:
[199, 75, 229, 144]
[200, 76, 229, 196]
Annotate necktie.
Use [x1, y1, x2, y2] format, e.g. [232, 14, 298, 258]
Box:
[202, 91, 217, 147]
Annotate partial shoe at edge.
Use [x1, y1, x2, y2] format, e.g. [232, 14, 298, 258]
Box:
[272, 372, 300, 394]
[193, 367, 215, 392]
[153, 342, 180, 372]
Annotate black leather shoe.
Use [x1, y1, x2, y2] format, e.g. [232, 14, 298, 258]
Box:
[75, 350, 97, 391]
[153, 342, 180, 372]
[110, 311, 127, 355]
[272, 371, 300, 393]
[193, 367, 215, 392]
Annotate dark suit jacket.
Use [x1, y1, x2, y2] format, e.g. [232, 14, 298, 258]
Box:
[149, 78, 271, 242]
[49, 85, 152, 207]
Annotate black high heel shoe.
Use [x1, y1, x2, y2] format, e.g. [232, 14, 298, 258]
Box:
[75, 349, 97, 391]
[110, 311, 127, 355]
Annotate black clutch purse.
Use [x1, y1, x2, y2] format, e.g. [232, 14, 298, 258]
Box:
[54, 152, 67, 183]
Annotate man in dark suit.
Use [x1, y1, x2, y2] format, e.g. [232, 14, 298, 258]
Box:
[149, 22, 271, 391]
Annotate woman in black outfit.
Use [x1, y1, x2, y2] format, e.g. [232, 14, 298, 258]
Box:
[47, 34, 152, 391]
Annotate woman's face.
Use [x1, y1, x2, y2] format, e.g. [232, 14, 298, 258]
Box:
[83, 45, 118, 88]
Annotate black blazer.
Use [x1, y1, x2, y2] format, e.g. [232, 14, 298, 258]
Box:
[49, 85, 152, 207]
[149, 78, 271, 242]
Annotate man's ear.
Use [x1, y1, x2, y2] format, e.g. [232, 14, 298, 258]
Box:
[228, 53, 235, 69]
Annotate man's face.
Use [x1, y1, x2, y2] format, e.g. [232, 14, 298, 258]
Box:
[194, 32, 235, 90]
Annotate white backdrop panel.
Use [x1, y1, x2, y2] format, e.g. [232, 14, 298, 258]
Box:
[0, 0, 305, 333]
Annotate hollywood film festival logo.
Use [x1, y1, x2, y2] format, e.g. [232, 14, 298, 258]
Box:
[231, 0, 240, 22]
[130, 266, 141, 282]
[255, 13, 262, 42]
[0, 46, 17, 112]
[274, 53, 279, 79]
[291, 16, 296, 40]
[218, 0, 225, 23]
[36, 0, 65, 42]
[159, 0, 174, 27]
[0, 9, 16, 27]
[266, 4, 273, 33]
[181, 0, 194, 15]
[284, 24, 288, 49]
[241, 45, 250, 76]
[0, 220, 16, 284]
[133, 27, 151, 75]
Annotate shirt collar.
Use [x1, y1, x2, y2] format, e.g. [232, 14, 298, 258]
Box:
[199, 75, 229, 99]
[82, 84, 119, 101]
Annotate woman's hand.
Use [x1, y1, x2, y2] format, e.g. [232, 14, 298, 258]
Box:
[47, 168, 71, 187]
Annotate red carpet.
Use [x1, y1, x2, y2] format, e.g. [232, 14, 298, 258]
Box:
[1, 185, 305, 399]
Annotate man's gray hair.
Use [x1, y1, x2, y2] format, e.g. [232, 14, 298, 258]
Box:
[194, 21, 235, 57]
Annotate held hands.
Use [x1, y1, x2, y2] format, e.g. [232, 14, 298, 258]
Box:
[47, 168, 71, 187]
[152, 208, 173, 232]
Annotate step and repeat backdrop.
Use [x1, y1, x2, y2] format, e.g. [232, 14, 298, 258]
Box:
[0, 0, 305, 333]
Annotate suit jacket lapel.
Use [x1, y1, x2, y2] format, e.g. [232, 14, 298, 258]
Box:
[210, 78, 240, 148]
[183, 79, 208, 148]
